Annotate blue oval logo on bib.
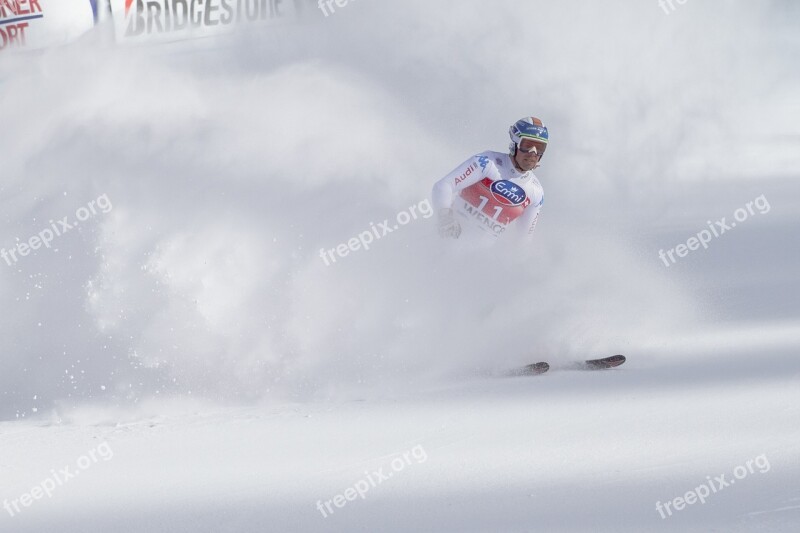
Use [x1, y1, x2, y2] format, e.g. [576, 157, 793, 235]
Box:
[490, 180, 527, 207]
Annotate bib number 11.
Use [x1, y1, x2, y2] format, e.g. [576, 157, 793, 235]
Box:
[475, 196, 504, 221]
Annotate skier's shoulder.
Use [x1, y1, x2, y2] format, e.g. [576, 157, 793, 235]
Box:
[525, 171, 543, 189]
[472, 150, 508, 170]
[525, 174, 544, 207]
[457, 150, 507, 181]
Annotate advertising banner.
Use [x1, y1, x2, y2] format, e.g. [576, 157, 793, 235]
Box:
[108, 0, 306, 44]
[0, 0, 96, 53]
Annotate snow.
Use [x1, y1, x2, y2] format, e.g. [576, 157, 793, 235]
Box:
[1, 1, 799, 531]
[3, 360, 799, 532]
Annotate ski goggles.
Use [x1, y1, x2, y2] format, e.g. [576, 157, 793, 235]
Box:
[518, 138, 547, 156]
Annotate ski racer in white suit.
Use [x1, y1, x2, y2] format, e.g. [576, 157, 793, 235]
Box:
[432, 117, 549, 240]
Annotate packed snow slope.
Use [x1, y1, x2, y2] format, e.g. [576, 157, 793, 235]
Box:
[0, 1, 799, 532]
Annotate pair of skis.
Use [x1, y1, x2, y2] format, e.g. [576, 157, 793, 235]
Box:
[511, 354, 626, 376]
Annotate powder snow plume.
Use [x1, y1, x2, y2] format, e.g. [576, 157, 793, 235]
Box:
[0, 0, 798, 419]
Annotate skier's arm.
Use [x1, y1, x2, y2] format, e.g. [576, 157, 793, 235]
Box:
[432, 155, 499, 238]
[431, 156, 488, 211]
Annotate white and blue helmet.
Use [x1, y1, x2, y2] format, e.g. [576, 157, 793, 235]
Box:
[509, 117, 549, 156]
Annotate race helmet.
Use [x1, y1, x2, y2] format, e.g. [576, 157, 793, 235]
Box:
[509, 117, 549, 157]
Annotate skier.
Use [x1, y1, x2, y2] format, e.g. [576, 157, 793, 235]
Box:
[432, 117, 627, 375]
[432, 117, 548, 241]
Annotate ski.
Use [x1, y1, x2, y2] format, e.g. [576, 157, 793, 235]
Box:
[511, 355, 626, 376]
[509, 362, 550, 376]
[576, 354, 626, 370]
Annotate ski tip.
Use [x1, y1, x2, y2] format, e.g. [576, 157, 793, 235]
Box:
[584, 354, 626, 370]
[511, 361, 550, 376]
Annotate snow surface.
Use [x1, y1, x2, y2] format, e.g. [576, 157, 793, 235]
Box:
[1, 1, 799, 531]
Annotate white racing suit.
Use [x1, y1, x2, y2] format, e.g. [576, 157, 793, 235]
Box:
[432, 151, 544, 240]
